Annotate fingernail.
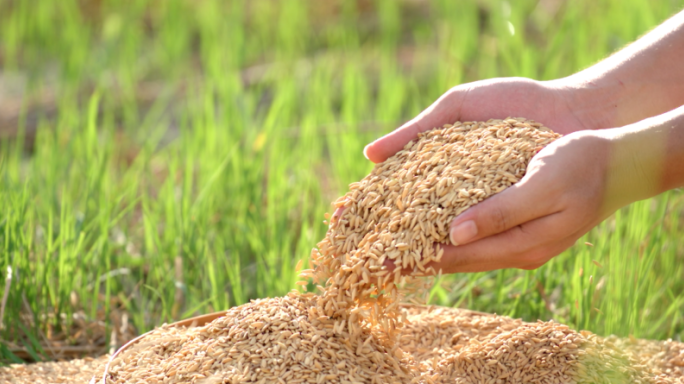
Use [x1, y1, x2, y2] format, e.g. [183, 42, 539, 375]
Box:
[450, 220, 477, 245]
[363, 144, 371, 160]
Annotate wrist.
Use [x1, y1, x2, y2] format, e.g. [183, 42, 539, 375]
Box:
[544, 75, 624, 131]
[598, 119, 674, 211]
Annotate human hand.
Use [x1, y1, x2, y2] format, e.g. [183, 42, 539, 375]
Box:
[334, 129, 615, 274]
[363, 77, 595, 163]
[430, 130, 615, 273]
[356, 77, 617, 273]
[429, 105, 684, 273]
[337, 77, 678, 274]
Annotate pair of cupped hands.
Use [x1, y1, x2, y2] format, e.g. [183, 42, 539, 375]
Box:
[338, 78, 632, 274]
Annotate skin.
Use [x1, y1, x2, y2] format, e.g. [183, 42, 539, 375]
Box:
[358, 9, 684, 274]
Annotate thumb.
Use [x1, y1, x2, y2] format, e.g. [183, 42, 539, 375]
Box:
[363, 88, 465, 163]
[448, 180, 555, 246]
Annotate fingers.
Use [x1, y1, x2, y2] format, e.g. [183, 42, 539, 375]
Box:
[427, 212, 575, 273]
[363, 89, 465, 163]
[448, 176, 561, 246]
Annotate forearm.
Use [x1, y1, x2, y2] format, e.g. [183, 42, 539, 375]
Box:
[555, 9, 684, 130]
[600, 106, 684, 212]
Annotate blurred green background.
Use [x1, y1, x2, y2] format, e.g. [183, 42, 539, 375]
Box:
[0, 0, 682, 362]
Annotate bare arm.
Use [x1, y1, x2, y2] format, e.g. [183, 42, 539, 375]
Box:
[558, 9, 684, 130]
[603, 105, 684, 206]
[361, 9, 684, 273]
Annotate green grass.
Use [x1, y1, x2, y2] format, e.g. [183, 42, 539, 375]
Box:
[0, 0, 682, 362]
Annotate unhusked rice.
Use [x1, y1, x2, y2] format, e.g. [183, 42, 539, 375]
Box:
[78, 117, 683, 384]
[106, 292, 413, 384]
[305, 118, 561, 337]
[612, 336, 684, 384]
[0, 355, 108, 384]
[397, 306, 683, 384]
[2, 308, 682, 383]
[97, 301, 684, 384]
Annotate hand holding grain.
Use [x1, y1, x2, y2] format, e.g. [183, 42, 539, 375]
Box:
[422, 106, 684, 273]
[437, 130, 613, 272]
[363, 78, 684, 273]
[363, 77, 591, 164]
[362, 10, 684, 273]
[360, 77, 597, 273]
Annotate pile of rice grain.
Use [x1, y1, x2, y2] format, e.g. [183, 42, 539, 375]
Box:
[91, 117, 684, 384]
[106, 292, 415, 384]
[305, 118, 561, 336]
[402, 306, 673, 384]
[4, 117, 684, 384]
[5, 311, 682, 384]
[104, 117, 565, 384]
[0, 355, 108, 384]
[99, 302, 684, 384]
[611, 336, 684, 384]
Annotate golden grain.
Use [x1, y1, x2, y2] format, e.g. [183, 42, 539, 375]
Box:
[69, 118, 683, 384]
[307, 118, 560, 340]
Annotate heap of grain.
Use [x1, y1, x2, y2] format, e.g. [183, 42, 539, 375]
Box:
[2, 355, 109, 384]
[8, 117, 684, 384]
[304, 118, 561, 337]
[104, 118, 584, 384]
[106, 293, 415, 384]
[615, 336, 684, 381]
[102, 301, 684, 384]
[400, 306, 668, 384]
